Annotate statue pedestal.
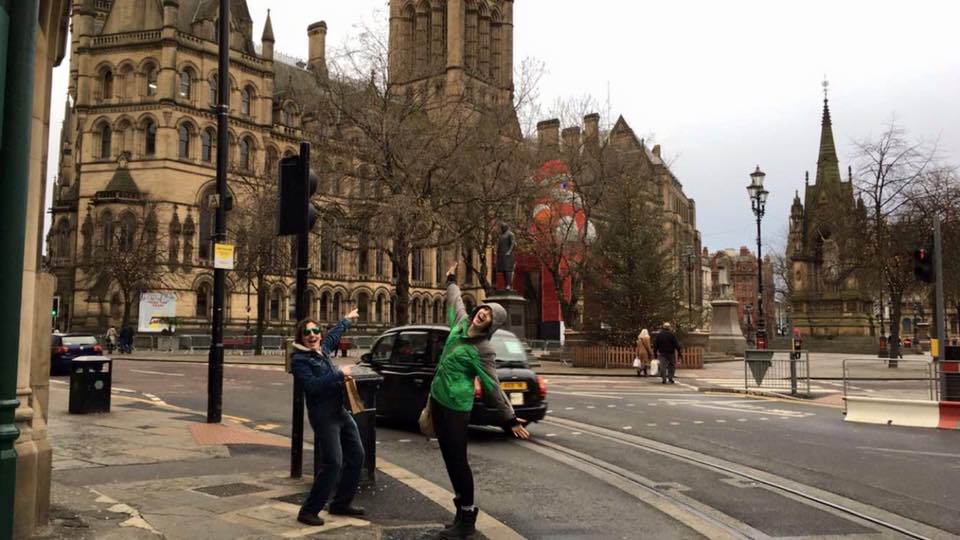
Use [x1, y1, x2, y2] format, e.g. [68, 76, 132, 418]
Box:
[484, 290, 529, 340]
[708, 299, 747, 357]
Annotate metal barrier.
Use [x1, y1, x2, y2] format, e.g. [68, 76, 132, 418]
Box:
[573, 345, 705, 369]
[743, 349, 810, 396]
[936, 360, 960, 401]
[525, 340, 563, 351]
[841, 358, 937, 414]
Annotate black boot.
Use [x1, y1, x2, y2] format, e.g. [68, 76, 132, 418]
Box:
[297, 511, 325, 527]
[443, 498, 462, 531]
[439, 507, 477, 538]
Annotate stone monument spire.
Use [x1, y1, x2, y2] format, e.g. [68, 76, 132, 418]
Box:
[815, 79, 841, 186]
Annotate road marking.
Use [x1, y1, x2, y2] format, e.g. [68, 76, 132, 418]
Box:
[564, 407, 574, 410]
[657, 398, 815, 418]
[716, 420, 726, 423]
[377, 458, 524, 540]
[586, 405, 595, 409]
[622, 426, 632, 430]
[255, 424, 279, 431]
[857, 446, 960, 458]
[759, 418, 769, 421]
[646, 423, 657, 427]
[398, 439, 411, 443]
[546, 433, 557, 437]
[627, 403, 635, 407]
[692, 421, 703, 424]
[736, 419, 747, 422]
[130, 369, 184, 377]
[669, 422, 679, 426]
[607, 404, 616, 408]
[571, 432, 582, 436]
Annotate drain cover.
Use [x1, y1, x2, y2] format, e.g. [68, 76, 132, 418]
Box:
[195, 482, 269, 498]
[273, 491, 307, 505]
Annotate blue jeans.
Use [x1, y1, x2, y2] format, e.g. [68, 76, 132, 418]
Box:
[301, 409, 364, 515]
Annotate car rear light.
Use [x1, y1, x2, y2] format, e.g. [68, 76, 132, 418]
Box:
[56, 346, 68, 354]
[537, 376, 548, 397]
[474, 377, 482, 399]
[93, 344, 103, 353]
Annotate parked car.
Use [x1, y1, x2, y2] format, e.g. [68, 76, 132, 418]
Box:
[360, 325, 547, 429]
[51, 333, 103, 375]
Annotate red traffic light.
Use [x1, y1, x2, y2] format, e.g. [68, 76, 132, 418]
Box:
[913, 247, 934, 283]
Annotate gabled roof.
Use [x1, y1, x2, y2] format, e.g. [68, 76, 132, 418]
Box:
[103, 160, 141, 195]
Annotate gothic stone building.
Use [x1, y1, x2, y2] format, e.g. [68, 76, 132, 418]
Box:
[787, 94, 873, 337]
[48, 0, 515, 334]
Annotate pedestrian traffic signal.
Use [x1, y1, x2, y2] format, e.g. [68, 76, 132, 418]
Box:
[913, 247, 934, 283]
[277, 154, 320, 236]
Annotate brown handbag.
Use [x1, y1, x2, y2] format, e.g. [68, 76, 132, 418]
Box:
[418, 399, 435, 438]
[344, 378, 365, 414]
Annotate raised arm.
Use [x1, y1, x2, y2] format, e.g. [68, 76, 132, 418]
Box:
[321, 309, 359, 357]
[445, 263, 467, 327]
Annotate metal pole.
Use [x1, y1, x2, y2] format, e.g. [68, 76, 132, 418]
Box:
[207, 0, 230, 424]
[0, 2, 38, 538]
[934, 218, 945, 363]
[756, 213, 766, 348]
[291, 142, 310, 478]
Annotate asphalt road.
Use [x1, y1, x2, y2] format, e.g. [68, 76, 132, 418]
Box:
[91, 359, 960, 539]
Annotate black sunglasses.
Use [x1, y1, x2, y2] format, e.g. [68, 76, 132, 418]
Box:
[303, 328, 322, 336]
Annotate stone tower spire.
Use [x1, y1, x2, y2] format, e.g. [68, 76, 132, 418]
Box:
[815, 80, 841, 185]
[261, 9, 274, 60]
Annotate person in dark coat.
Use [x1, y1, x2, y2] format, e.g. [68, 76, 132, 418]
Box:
[652, 322, 682, 384]
[118, 325, 134, 354]
[290, 309, 365, 527]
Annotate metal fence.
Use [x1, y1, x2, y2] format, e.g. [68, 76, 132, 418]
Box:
[525, 340, 564, 352]
[743, 349, 810, 396]
[841, 358, 938, 408]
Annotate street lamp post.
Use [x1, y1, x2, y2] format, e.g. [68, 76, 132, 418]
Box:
[747, 166, 769, 350]
[682, 245, 696, 327]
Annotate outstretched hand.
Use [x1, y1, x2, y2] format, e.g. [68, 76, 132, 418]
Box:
[511, 418, 530, 440]
[346, 308, 360, 321]
[446, 263, 459, 278]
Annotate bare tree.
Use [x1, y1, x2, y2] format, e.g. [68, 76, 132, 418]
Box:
[85, 202, 168, 328]
[853, 120, 941, 357]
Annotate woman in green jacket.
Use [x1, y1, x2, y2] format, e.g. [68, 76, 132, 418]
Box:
[430, 263, 530, 539]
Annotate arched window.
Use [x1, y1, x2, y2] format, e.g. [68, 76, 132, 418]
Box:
[118, 213, 137, 252]
[178, 124, 192, 158]
[320, 225, 337, 273]
[319, 292, 330, 321]
[491, 11, 502, 82]
[358, 239, 369, 276]
[375, 250, 385, 278]
[198, 185, 215, 260]
[307, 289, 317, 319]
[376, 295, 384, 323]
[144, 120, 157, 156]
[240, 88, 251, 116]
[268, 288, 282, 321]
[201, 129, 214, 162]
[465, 2, 478, 71]
[179, 68, 193, 99]
[478, 4, 491, 76]
[420, 298, 428, 324]
[99, 123, 112, 159]
[412, 249, 425, 282]
[332, 293, 342, 320]
[101, 68, 114, 100]
[282, 102, 299, 127]
[119, 64, 135, 100]
[99, 210, 115, 250]
[287, 291, 296, 321]
[208, 75, 218, 106]
[196, 283, 211, 318]
[357, 292, 370, 323]
[433, 298, 442, 324]
[265, 147, 279, 176]
[414, 1, 431, 75]
[435, 248, 443, 285]
[400, 4, 415, 75]
[145, 63, 158, 96]
[411, 298, 420, 324]
[239, 137, 251, 170]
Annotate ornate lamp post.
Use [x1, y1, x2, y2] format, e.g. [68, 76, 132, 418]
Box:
[747, 166, 769, 349]
[682, 245, 696, 326]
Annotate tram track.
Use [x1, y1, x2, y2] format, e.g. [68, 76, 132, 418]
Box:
[521, 416, 955, 540]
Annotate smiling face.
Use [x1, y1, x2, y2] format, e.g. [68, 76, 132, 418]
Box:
[302, 322, 323, 350]
[471, 306, 493, 332]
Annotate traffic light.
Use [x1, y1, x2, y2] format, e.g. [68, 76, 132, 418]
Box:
[276, 154, 319, 236]
[913, 247, 934, 283]
[52, 296, 60, 318]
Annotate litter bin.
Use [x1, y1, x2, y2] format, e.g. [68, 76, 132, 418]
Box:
[69, 356, 112, 414]
[942, 347, 960, 402]
[313, 366, 382, 483]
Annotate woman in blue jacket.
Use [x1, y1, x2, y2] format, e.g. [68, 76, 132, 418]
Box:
[290, 309, 365, 527]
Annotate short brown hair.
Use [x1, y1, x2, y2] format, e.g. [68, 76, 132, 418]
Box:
[295, 318, 322, 345]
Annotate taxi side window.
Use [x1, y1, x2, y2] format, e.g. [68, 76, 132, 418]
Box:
[394, 331, 430, 365]
[370, 335, 395, 364]
[429, 331, 448, 366]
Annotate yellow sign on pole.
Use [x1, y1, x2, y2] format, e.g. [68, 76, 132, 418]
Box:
[931, 338, 939, 359]
[214, 243, 235, 270]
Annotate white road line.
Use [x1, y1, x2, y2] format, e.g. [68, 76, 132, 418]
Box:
[669, 422, 679, 426]
[646, 423, 657, 427]
[736, 418, 747, 422]
[571, 432, 582, 436]
[622, 426, 632, 430]
[129, 369, 184, 377]
[857, 446, 960, 458]
[692, 421, 703, 424]
[564, 407, 574, 410]
[716, 420, 726, 423]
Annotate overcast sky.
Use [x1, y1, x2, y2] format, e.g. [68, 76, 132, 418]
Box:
[46, 0, 960, 253]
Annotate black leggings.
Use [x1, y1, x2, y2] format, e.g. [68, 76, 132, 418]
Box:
[431, 397, 474, 507]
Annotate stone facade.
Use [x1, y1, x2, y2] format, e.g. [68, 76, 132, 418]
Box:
[787, 94, 873, 337]
[49, 0, 512, 336]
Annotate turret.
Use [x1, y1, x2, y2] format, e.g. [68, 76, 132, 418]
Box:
[163, 0, 179, 28]
[307, 21, 327, 76]
[261, 9, 275, 61]
[537, 119, 560, 153]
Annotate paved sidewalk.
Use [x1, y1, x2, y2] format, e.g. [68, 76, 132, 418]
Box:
[32, 384, 465, 540]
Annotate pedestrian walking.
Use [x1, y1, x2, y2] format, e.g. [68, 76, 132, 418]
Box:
[290, 309, 365, 527]
[635, 329, 653, 377]
[429, 263, 530, 538]
[652, 322, 682, 384]
[105, 326, 118, 354]
[118, 324, 134, 354]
